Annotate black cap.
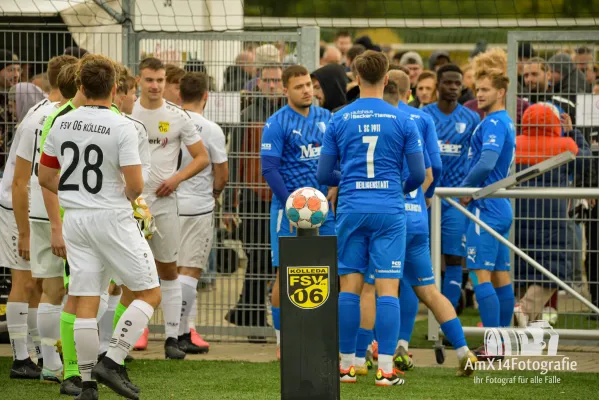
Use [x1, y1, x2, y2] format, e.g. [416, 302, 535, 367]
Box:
[0, 50, 19, 70]
[518, 42, 534, 59]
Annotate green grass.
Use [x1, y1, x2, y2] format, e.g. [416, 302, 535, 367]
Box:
[1, 357, 597, 400]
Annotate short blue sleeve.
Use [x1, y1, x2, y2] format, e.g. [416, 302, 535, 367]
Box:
[321, 117, 339, 157]
[403, 117, 423, 155]
[423, 146, 431, 169]
[422, 115, 440, 155]
[481, 119, 507, 154]
[260, 119, 284, 157]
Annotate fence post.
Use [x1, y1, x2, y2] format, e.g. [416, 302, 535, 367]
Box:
[121, 0, 137, 74]
[299, 26, 320, 73]
[428, 195, 442, 342]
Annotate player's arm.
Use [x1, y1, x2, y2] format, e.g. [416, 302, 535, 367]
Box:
[403, 119, 426, 194]
[460, 121, 506, 189]
[422, 116, 443, 198]
[119, 124, 144, 201]
[260, 120, 291, 205]
[317, 118, 341, 187]
[210, 125, 229, 200]
[12, 125, 35, 260]
[136, 123, 151, 183]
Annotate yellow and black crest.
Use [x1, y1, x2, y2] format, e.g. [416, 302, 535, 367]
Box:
[158, 121, 170, 133]
[287, 266, 329, 309]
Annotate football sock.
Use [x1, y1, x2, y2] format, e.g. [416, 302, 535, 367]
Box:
[113, 303, 127, 331]
[397, 339, 409, 352]
[399, 281, 418, 344]
[440, 318, 468, 356]
[355, 328, 373, 359]
[178, 275, 198, 336]
[99, 295, 121, 354]
[496, 284, 516, 327]
[339, 292, 361, 368]
[74, 318, 98, 382]
[375, 296, 400, 373]
[107, 300, 154, 365]
[271, 306, 280, 345]
[475, 282, 500, 327]
[160, 279, 182, 339]
[38, 303, 63, 371]
[27, 308, 41, 361]
[96, 292, 109, 321]
[60, 312, 80, 379]
[188, 293, 198, 331]
[7, 302, 29, 360]
[443, 265, 463, 308]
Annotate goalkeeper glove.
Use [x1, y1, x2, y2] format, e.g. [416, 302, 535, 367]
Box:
[132, 197, 157, 240]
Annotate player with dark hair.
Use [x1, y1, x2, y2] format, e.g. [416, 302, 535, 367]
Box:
[260, 64, 336, 360]
[422, 64, 480, 311]
[317, 50, 425, 386]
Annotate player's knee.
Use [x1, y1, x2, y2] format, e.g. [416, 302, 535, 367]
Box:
[444, 255, 463, 267]
[375, 278, 399, 297]
[135, 287, 162, 309]
[179, 267, 201, 280]
[42, 277, 66, 303]
[413, 284, 439, 306]
[108, 284, 122, 296]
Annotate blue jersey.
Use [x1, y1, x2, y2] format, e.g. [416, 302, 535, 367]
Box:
[260, 105, 331, 207]
[467, 109, 516, 216]
[423, 103, 480, 188]
[321, 98, 423, 214]
[399, 102, 439, 235]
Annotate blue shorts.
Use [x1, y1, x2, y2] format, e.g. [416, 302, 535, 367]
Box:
[441, 201, 467, 257]
[270, 203, 336, 267]
[364, 233, 433, 286]
[465, 207, 512, 272]
[337, 213, 406, 280]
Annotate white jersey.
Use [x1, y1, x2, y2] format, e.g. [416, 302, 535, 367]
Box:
[131, 100, 202, 194]
[15, 100, 60, 220]
[42, 106, 141, 211]
[177, 112, 228, 215]
[123, 114, 151, 184]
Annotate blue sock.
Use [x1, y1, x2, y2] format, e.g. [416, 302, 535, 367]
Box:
[355, 328, 373, 358]
[338, 292, 361, 354]
[474, 282, 500, 327]
[375, 296, 400, 356]
[443, 265, 463, 307]
[271, 306, 280, 331]
[399, 281, 418, 342]
[440, 318, 467, 349]
[495, 284, 515, 327]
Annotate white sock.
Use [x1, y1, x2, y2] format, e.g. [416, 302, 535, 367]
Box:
[107, 299, 154, 365]
[7, 302, 29, 360]
[27, 308, 41, 361]
[74, 318, 99, 382]
[275, 329, 280, 346]
[397, 339, 409, 352]
[98, 295, 121, 354]
[160, 279, 182, 339]
[456, 346, 469, 360]
[38, 303, 63, 371]
[188, 295, 197, 331]
[378, 354, 393, 374]
[340, 353, 354, 370]
[96, 292, 109, 321]
[178, 275, 198, 336]
[355, 356, 366, 366]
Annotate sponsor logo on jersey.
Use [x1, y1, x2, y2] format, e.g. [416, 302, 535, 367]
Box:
[149, 137, 169, 148]
[467, 246, 477, 263]
[343, 112, 350, 121]
[299, 143, 321, 159]
[455, 122, 467, 134]
[317, 122, 326, 133]
[158, 121, 170, 133]
[292, 129, 302, 136]
[438, 141, 462, 155]
[287, 266, 329, 309]
[262, 143, 272, 151]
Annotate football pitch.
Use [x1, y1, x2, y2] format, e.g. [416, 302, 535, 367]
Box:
[1, 357, 598, 400]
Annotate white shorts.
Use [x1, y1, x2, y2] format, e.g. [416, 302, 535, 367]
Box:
[146, 194, 180, 263]
[63, 209, 159, 296]
[30, 221, 64, 278]
[0, 206, 30, 271]
[177, 211, 214, 271]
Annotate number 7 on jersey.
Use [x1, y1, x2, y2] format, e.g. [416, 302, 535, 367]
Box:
[363, 136, 378, 179]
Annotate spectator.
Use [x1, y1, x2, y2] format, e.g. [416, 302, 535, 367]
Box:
[409, 70, 437, 108]
[223, 50, 255, 91]
[311, 63, 348, 111]
[429, 50, 451, 71]
[334, 31, 353, 65]
[573, 46, 594, 71]
[346, 44, 366, 70]
[244, 44, 280, 91]
[0, 50, 20, 169]
[594, 79, 599, 95]
[583, 62, 597, 85]
[547, 53, 591, 95]
[63, 46, 88, 58]
[30, 73, 51, 93]
[8, 82, 46, 123]
[320, 46, 342, 66]
[517, 42, 535, 89]
[392, 51, 407, 66]
[399, 51, 424, 90]
[164, 64, 185, 105]
[461, 64, 475, 93]
[470, 40, 488, 60]
[354, 35, 381, 52]
[514, 103, 590, 326]
[224, 65, 285, 334]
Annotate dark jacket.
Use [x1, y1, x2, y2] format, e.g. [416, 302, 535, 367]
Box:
[223, 96, 284, 212]
[311, 64, 348, 112]
[458, 86, 475, 105]
[223, 65, 252, 92]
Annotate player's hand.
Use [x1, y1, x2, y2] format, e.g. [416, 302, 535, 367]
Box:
[18, 232, 30, 261]
[156, 176, 181, 197]
[222, 213, 239, 231]
[460, 197, 472, 207]
[50, 226, 67, 259]
[326, 186, 338, 215]
[132, 197, 156, 240]
[588, 199, 597, 209]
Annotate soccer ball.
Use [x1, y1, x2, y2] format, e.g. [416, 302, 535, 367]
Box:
[285, 187, 329, 229]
